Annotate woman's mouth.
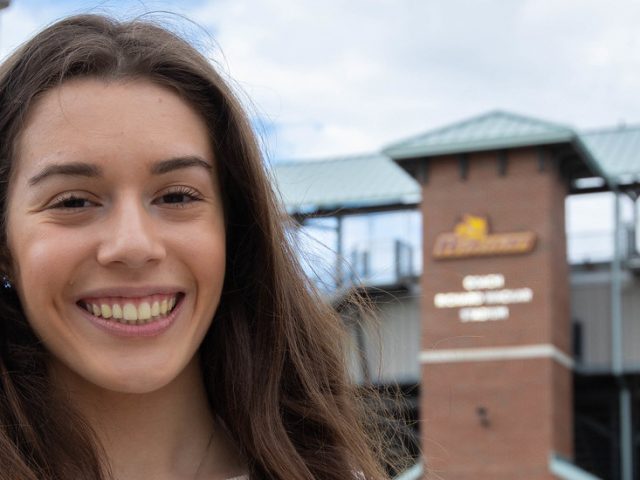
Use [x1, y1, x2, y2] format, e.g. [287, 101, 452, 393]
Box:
[77, 293, 184, 326]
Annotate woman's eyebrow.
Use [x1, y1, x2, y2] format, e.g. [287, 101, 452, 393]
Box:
[150, 156, 213, 175]
[28, 162, 102, 186]
[27, 156, 213, 186]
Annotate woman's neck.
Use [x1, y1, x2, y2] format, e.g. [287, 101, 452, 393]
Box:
[50, 357, 245, 480]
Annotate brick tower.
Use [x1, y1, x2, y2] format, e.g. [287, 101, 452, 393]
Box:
[385, 111, 600, 479]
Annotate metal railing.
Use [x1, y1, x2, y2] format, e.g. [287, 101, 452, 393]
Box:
[345, 239, 417, 287]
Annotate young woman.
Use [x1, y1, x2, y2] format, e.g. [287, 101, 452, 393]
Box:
[0, 14, 394, 480]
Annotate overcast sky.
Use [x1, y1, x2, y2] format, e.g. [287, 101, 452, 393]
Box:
[0, 0, 634, 244]
[2, 0, 640, 162]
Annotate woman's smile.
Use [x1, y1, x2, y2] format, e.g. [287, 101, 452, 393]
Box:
[78, 292, 181, 324]
[6, 78, 226, 393]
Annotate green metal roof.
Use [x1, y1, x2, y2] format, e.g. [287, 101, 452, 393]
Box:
[271, 113, 640, 216]
[579, 125, 640, 186]
[383, 110, 575, 159]
[271, 153, 420, 214]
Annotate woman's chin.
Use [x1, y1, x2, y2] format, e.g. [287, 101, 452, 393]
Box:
[96, 371, 176, 395]
[52, 356, 188, 396]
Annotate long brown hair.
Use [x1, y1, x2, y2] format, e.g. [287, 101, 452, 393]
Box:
[0, 14, 395, 479]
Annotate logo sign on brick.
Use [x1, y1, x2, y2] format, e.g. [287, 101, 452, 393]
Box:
[433, 214, 536, 260]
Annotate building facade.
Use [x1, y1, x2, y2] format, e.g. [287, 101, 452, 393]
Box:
[273, 111, 640, 480]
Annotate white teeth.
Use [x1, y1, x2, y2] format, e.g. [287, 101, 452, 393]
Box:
[123, 303, 137, 322]
[160, 299, 168, 315]
[82, 295, 179, 324]
[138, 302, 151, 321]
[101, 304, 112, 319]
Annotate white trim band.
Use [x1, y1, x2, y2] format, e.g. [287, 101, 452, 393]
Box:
[419, 344, 574, 369]
[549, 452, 602, 480]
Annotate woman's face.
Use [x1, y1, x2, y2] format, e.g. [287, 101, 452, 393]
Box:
[6, 78, 226, 394]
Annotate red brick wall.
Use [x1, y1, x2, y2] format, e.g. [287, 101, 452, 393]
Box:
[419, 147, 572, 479]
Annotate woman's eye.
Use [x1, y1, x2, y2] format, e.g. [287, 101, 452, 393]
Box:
[156, 187, 202, 206]
[161, 193, 193, 204]
[49, 195, 96, 210]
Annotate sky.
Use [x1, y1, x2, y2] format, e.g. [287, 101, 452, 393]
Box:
[0, 0, 634, 246]
[2, 0, 640, 162]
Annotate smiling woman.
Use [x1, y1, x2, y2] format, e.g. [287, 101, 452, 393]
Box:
[0, 13, 396, 480]
[9, 78, 226, 396]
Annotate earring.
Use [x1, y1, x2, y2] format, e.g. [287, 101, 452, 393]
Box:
[2, 275, 11, 290]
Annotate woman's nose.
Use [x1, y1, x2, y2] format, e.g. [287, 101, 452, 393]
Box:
[96, 198, 167, 268]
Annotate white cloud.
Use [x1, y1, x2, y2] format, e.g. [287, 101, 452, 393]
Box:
[187, 0, 640, 159]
